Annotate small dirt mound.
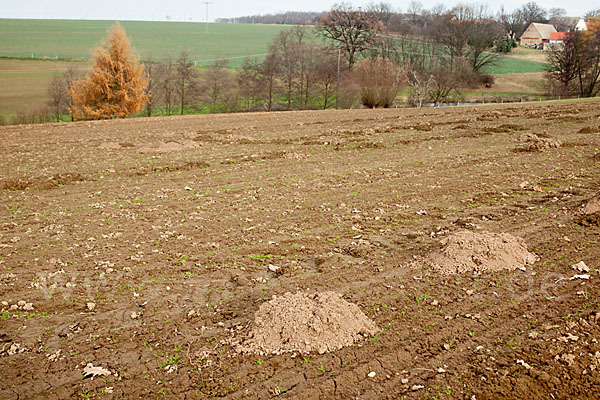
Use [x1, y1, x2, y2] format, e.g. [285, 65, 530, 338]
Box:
[578, 126, 600, 134]
[406, 122, 432, 131]
[452, 124, 470, 130]
[98, 142, 135, 149]
[578, 193, 600, 226]
[582, 193, 600, 214]
[2, 173, 86, 191]
[238, 291, 378, 355]
[517, 133, 561, 152]
[425, 230, 538, 274]
[483, 124, 527, 133]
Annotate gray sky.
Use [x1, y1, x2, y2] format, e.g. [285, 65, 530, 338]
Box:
[1, 1, 596, 21]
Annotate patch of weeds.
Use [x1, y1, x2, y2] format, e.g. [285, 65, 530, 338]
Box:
[507, 337, 522, 350]
[297, 356, 311, 367]
[158, 352, 180, 368]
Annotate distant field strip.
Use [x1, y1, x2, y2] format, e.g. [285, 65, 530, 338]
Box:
[0, 19, 549, 73]
[0, 19, 290, 67]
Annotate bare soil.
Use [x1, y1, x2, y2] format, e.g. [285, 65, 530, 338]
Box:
[0, 101, 599, 399]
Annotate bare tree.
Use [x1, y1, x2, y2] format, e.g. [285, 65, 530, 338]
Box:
[546, 27, 600, 97]
[238, 57, 262, 110]
[434, 5, 474, 69]
[546, 35, 579, 96]
[520, 2, 547, 26]
[430, 4, 447, 17]
[368, 2, 393, 26]
[499, 9, 526, 42]
[576, 29, 600, 97]
[407, 1, 423, 25]
[427, 62, 465, 105]
[434, 5, 500, 73]
[549, 8, 573, 32]
[46, 73, 67, 122]
[468, 9, 502, 72]
[63, 66, 80, 121]
[317, 3, 379, 69]
[143, 56, 157, 117]
[314, 48, 343, 109]
[158, 54, 176, 116]
[404, 69, 433, 108]
[259, 54, 279, 111]
[270, 27, 306, 110]
[202, 58, 231, 113]
[176, 49, 197, 115]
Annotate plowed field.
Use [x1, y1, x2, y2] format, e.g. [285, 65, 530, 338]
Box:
[1, 101, 599, 399]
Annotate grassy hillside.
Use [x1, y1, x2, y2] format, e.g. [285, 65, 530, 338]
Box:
[484, 55, 548, 74]
[0, 19, 290, 66]
[1, 19, 550, 72]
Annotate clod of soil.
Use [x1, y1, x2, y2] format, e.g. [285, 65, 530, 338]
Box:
[578, 126, 600, 134]
[425, 230, 538, 274]
[583, 193, 600, 214]
[517, 133, 561, 152]
[483, 124, 527, 133]
[238, 291, 378, 355]
[578, 193, 600, 226]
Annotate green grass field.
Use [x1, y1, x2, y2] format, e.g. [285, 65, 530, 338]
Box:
[0, 19, 291, 67]
[483, 55, 548, 74]
[1, 19, 549, 72]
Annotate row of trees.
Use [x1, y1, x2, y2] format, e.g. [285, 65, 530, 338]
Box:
[216, 11, 324, 25]
[44, 4, 600, 122]
[47, 24, 353, 121]
[220, 2, 599, 42]
[45, 5, 508, 121]
[316, 3, 503, 106]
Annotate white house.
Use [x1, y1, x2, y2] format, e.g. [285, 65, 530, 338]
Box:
[575, 18, 588, 31]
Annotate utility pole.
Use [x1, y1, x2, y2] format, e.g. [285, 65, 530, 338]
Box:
[335, 48, 341, 109]
[203, 1, 211, 33]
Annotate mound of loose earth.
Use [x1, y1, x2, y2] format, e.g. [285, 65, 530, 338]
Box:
[425, 230, 538, 274]
[518, 133, 561, 152]
[578, 126, 600, 134]
[578, 193, 600, 226]
[582, 193, 600, 214]
[238, 291, 378, 355]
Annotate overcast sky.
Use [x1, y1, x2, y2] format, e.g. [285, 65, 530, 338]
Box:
[1, 1, 596, 22]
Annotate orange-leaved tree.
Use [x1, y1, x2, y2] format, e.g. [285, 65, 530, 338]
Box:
[71, 22, 148, 120]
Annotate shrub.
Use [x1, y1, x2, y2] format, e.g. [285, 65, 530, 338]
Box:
[353, 57, 402, 108]
[479, 74, 495, 88]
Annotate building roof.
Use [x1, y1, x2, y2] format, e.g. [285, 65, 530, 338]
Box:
[531, 23, 557, 40]
[550, 32, 567, 41]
